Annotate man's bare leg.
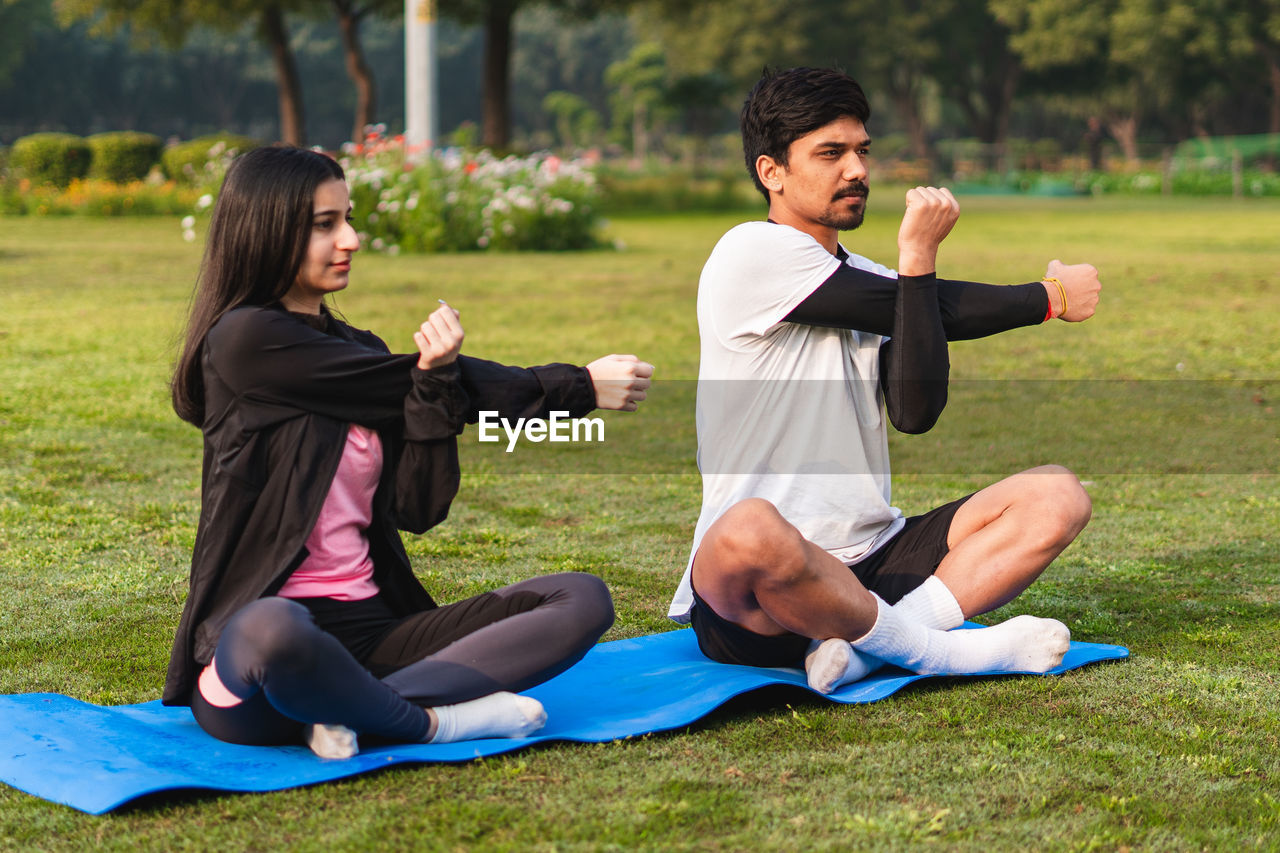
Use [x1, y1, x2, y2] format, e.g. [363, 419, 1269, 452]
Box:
[692, 498, 1070, 685]
[807, 465, 1090, 692]
[936, 465, 1092, 617]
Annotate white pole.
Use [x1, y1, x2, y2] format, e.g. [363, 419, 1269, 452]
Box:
[405, 0, 438, 156]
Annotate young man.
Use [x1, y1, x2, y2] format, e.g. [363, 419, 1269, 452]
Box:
[669, 67, 1102, 692]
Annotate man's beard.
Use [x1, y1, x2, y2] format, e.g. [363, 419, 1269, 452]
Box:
[820, 181, 869, 231]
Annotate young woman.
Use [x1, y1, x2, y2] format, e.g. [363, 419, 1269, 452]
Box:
[165, 145, 653, 758]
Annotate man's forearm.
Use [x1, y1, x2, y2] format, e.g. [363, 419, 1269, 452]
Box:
[784, 264, 1048, 340]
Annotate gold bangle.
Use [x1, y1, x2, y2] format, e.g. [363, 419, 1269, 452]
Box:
[1045, 276, 1067, 318]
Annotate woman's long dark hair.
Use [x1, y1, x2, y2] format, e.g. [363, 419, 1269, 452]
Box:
[171, 146, 346, 425]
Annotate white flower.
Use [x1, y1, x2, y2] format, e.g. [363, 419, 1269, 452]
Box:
[388, 245, 401, 256]
[181, 215, 195, 229]
[195, 194, 213, 211]
[368, 212, 379, 224]
[372, 237, 385, 251]
[406, 195, 419, 211]
[477, 235, 490, 248]
[183, 229, 196, 243]
[501, 221, 515, 236]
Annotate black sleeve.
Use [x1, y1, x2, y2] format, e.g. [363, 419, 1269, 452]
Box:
[783, 263, 1049, 341]
[456, 355, 597, 423]
[206, 307, 421, 427]
[208, 308, 599, 428]
[879, 273, 949, 434]
[393, 362, 467, 534]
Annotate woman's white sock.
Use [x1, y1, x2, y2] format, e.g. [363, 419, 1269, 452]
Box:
[304, 723, 359, 759]
[852, 595, 1070, 675]
[428, 692, 547, 744]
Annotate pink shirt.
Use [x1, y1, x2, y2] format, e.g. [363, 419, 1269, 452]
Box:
[277, 424, 383, 601]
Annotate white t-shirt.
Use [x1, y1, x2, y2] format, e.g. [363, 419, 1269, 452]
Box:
[668, 221, 906, 622]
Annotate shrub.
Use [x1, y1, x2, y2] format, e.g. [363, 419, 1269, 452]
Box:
[10, 133, 92, 188]
[88, 132, 164, 183]
[334, 132, 604, 253]
[0, 178, 203, 216]
[162, 134, 259, 186]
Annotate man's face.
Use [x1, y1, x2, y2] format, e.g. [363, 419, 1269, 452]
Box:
[766, 116, 871, 232]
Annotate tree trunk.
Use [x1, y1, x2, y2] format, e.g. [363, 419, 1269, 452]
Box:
[886, 70, 934, 169]
[481, 0, 516, 150]
[260, 5, 306, 146]
[335, 1, 377, 146]
[1107, 114, 1140, 167]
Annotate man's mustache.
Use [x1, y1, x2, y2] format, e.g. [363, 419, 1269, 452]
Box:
[833, 182, 869, 200]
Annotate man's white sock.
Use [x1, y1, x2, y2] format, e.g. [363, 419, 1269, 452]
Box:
[893, 576, 965, 631]
[305, 723, 359, 759]
[851, 594, 1070, 675]
[805, 638, 880, 693]
[428, 692, 547, 744]
[805, 577, 965, 693]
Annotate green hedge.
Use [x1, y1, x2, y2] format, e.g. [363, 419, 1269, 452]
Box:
[162, 134, 259, 184]
[10, 133, 92, 188]
[88, 131, 163, 183]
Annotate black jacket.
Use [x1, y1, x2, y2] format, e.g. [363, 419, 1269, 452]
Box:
[162, 305, 596, 705]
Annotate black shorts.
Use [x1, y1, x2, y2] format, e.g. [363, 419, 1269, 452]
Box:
[689, 494, 972, 669]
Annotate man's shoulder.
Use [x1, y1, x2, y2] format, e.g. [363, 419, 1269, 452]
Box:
[712, 220, 817, 254]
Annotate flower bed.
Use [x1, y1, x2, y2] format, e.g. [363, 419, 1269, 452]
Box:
[338, 131, 604, 253]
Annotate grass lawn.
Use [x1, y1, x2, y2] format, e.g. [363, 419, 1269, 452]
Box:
[1, 192, 1278, 850]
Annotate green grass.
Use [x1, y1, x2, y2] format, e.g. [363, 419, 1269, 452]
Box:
[1, 193, 1278, 850]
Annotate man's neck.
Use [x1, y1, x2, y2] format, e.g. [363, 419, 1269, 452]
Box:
[765, 207, 839, 256]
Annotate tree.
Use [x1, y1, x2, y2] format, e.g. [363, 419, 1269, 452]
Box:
[56, 0, 311, 145]
[542, 90, 602, 148]
[436, 0, 631, 148]
[330, 0, 399, 144]
[605, 42, 668, 160]
[993, 0, 1240, 164]
[0, 0, 52, 88]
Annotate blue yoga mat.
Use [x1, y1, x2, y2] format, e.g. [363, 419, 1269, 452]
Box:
[0, 626, 1127, 814]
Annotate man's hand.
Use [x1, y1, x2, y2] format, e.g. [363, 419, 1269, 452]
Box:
[1043, 259, 1101, 322]
[414, 302, 464, 369]
[586, 354, 655, 412]
[898, 186, 960, 276]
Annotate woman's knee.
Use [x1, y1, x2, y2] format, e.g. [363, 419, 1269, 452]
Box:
[220, 597, 319, 670]
[552, 571, 615, 639]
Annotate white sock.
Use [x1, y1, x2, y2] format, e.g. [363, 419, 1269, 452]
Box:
[804, 577, 965, 693]
[804, 638, 882, 694]
[852, 595, 1070, 675]
[428, 692, 547, 744]
[304, 723, 359, 759]
[893, 576, 965, 631]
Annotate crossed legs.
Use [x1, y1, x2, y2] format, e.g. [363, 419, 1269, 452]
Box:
[192, 572, 614, 755]
[690, 465, 1091, 686]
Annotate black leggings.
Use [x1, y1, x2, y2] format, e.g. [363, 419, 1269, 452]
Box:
[190, 572, 613, 746]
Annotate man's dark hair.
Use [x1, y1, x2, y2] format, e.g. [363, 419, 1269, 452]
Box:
[740, 67, 871, 203]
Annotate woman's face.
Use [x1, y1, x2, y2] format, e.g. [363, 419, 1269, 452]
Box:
[283, 178, 359, 314]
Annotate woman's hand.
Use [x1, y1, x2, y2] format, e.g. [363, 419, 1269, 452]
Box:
[586, 354, 654, 412]
[414, 303, 465, 369]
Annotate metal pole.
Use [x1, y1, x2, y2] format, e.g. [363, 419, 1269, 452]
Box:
[405, 0, 438, 156]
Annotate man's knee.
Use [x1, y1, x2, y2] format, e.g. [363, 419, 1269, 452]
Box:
[1026, 465, 1092, 544]
[702, 499, 809, 582]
